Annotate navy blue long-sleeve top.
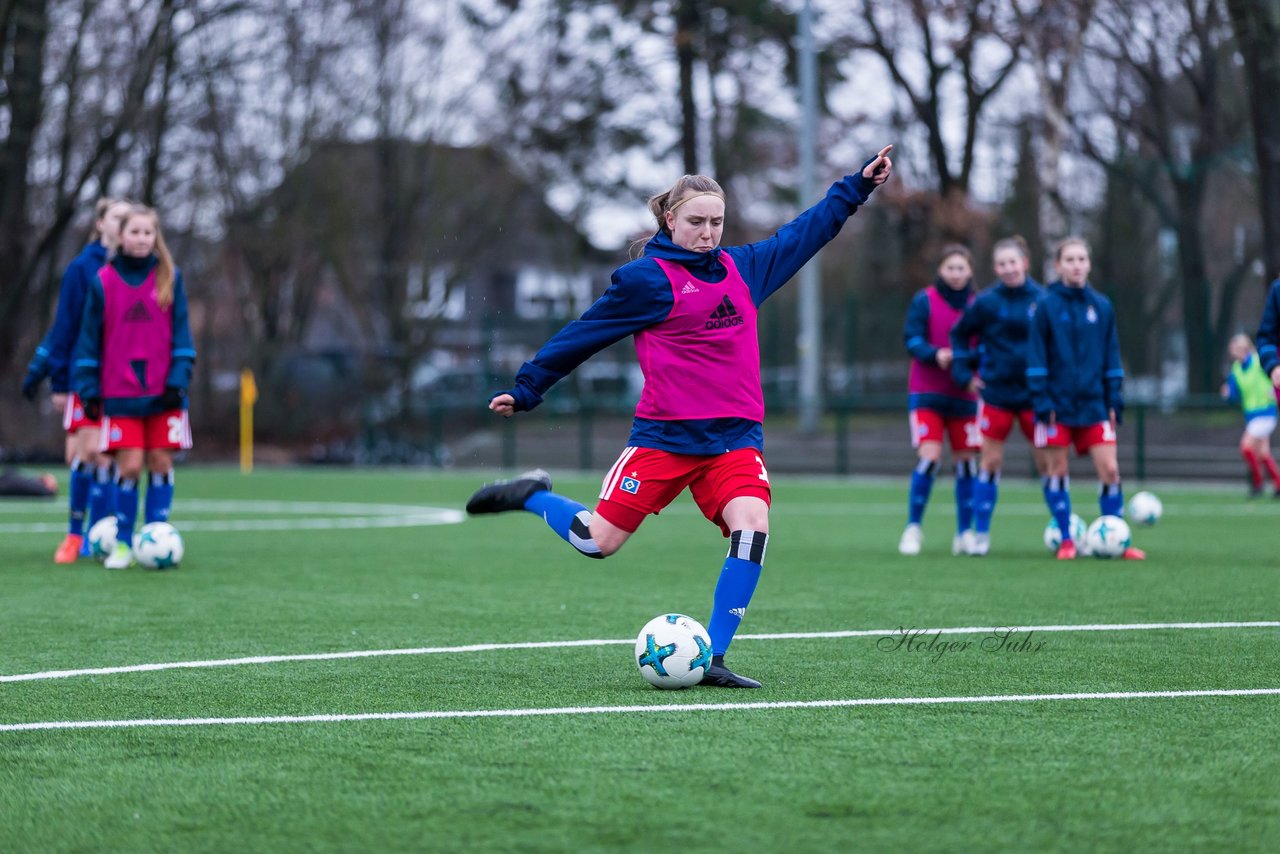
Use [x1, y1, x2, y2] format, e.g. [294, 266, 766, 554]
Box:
[1026, 281, 1124, 425]
[26, 242, 108, 393]
[950, 278, 1044, 411]
[1257, 277, 1280, 377]
[499, 170, 878, 455]
[74, 253, 196, 417]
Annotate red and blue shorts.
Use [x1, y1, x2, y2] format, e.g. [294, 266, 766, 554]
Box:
[978, 403, 1036, 443]
[909, 408, 981, 452]
[595, 446, 771, 536]
[1032, 420, 1115, 454]
[62, 394, 101, 434]
[99, 410, 193, 452]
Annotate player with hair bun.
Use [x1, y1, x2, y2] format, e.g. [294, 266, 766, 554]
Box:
[1026, 236, 1144, 561]
[948, 236, 1047, 555]
[897, 245, 981, 556]
[466, 146, 894, 689]
[74, 205, 196, 569]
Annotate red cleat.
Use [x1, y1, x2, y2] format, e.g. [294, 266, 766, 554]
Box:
[53, 534, 83, 564]
[1122, 546, 1146, 560]
[1056, 540, 1077, 560]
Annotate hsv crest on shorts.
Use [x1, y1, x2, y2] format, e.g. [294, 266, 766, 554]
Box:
[619, 475, 641, 494]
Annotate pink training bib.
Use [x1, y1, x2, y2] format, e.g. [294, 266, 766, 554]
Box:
[99, 264, 173, 399]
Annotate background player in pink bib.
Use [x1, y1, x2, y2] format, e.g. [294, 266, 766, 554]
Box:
[897, 245, 980, 556]
[74, 205, 195, 569]
[467, 145, 894, 689]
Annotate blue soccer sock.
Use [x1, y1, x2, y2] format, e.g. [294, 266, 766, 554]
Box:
[1043, 475, 1073, 541]
[955, 459, 977, 533]
[68, 458, 92, 536]
[115, 477, 140, 550]
[908, 459, 938, 525]
[974, 469, 999, 534]
[523, 490, 602, 558]
[145, 470, 175, 524]
[1099, 481, 1123, 517]
[88, 462, 117, 528]
[707, 531, 766, 656]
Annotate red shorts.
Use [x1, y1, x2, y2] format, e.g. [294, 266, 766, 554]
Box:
[62, 394, 101, 434]
[594, 446, 772, 537]
[978, 403, 1036, 443]
[99, 410, 193, 452]
[1032, 420, 1116, 454]
[909, 409, 981, 452]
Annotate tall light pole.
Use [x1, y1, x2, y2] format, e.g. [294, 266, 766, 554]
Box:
[797, 0, 822, 433]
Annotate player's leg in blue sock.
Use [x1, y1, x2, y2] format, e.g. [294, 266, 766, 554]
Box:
[1099, 480, 1123, 517]
[523, 490, 602, 558]
[974, 469, 999, 535]
[955, 458, 976, 534]
[1044, 475, 1073, 539]
[67, 458, 92, 536]
[115, 476, 140, 549]
[908, 459, 937, 525]
[145, 470, 175, 524]
[88, 461, 117, 528]
[707, 531, 766, 657]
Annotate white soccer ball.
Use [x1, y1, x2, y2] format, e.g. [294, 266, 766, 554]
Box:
[1128, 491, 1162, 526]
[1043, 513, 1087, 551]
[87, 516, 118, 561]
[1085, 515, 1131, 559]
[133, 521, 184, 569]
[635, 613, 713, 689]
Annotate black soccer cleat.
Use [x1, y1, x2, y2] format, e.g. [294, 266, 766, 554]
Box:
[465, 468, 553, 515]
[700, 656, 761, 689]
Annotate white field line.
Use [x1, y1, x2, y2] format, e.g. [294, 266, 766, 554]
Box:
[3, 688, 1277, 733]
[3, 621, 1275, 684]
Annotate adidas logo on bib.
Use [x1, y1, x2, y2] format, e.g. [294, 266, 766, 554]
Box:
[705, 296, 744, 330]
[681, 282, 700, 294]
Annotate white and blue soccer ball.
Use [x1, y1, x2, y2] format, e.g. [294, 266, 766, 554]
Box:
[1128, 491, 1163, 526]
[1043, 513, 1087, 551]
[133, 521, 184, 569]
[635, 613, 713, 689]
[87, 516, 118, 561]
[1085, 515, 1131, 559]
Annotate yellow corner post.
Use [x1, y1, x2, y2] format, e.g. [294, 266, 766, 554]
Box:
[240, 369, 258, 474]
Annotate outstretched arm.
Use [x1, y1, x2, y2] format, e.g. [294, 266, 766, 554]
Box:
[733, 146, 893, 304]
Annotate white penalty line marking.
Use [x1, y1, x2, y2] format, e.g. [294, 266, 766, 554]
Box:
[3, 621, 1276, 684]
[3, 688, 1278, 732]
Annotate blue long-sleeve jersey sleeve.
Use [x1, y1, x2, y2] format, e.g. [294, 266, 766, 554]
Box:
[1258, 278, 1280, 376]
[165, 271, 197, 391]
[903, 291, 938, 365]
[727, 170, 876, 306]
[74, 280, 105, 403]
[948, 298, 984, 389]
[1025, 300, 1052, 420]
[505, 273, 672, 412]
[27, 243, 106, 392]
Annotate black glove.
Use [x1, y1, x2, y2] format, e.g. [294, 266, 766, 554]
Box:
[157, 386, 185, 411]
[21, 372, 42, 401]
[82, 398, 102, 421]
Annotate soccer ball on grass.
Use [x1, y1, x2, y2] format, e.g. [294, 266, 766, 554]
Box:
[1043, 513, 1087, 551]
[635, 614, 713, 689]
[1127, 490, 1162, 526]
[133, 521, 184, 569]
[1085, 515, 1131, 559]
[87, 516, 119, 561]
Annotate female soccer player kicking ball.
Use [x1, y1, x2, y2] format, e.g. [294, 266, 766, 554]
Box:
[467, 146, 894, 688]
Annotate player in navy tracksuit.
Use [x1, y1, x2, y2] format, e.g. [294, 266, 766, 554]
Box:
[1026, 237, 1144, 560]
[1257, 274, 1280, 388]
[897, 246, 979, 556]
[21, 198, 132, 563]
[950, 237, 1046, 555]
[465, 147, 894, 688]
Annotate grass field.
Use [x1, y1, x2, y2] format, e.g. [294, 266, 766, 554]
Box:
[2, 467, 1277, 851]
